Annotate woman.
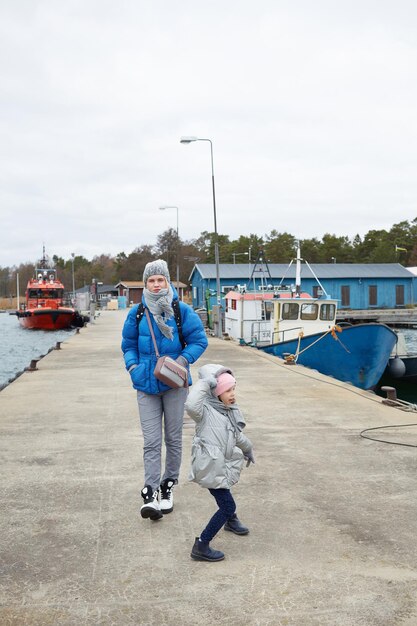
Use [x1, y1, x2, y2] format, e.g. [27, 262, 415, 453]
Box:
[121, 259, 208, 521]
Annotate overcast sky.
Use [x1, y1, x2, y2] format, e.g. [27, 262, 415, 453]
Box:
[2, 0, 417, 267]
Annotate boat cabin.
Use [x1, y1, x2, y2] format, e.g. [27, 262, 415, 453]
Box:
[225, 289, 338, 346]
[25, 269, 65, 310]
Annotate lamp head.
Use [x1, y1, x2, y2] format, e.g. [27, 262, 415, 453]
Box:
[180, 136, 198, 144]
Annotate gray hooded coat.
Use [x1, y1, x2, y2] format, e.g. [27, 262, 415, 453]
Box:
[185, 364, 253, 490]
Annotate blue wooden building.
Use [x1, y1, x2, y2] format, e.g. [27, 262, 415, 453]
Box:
[189, 263, 416, 311]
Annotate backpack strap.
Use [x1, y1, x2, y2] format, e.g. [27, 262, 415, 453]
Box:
[136, 300, 186, 350]
[136, 303, 145, 330]
[173, 300, 186, 350]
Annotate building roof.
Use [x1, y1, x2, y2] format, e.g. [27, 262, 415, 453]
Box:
[226, 291, 312, 301]
[115, 280, 188, 288]
[191, 263, 414, 281]
[75, 284, 118, 294]
[115, 281, 145, 288]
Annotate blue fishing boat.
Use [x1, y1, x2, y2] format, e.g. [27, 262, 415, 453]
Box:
[224, 245, 398, 390]
[258, 323, 398, 390]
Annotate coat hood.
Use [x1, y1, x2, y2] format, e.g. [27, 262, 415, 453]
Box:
[197, 363, 245, 430]
[198, 363, 234, 380]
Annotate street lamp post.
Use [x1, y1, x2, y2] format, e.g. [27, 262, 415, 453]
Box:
[232, 252, 249, 264]
[180, 136, 222, 338]
[71, 253, 75, 304]
[159, 206, 180, 292]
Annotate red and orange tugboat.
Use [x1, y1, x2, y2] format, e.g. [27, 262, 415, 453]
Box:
[16, 256, 76, 330]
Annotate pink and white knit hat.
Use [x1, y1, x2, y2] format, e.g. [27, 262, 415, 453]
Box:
[215, 372, 236, 397]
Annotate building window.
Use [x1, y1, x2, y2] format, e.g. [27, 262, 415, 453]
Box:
[395, 284, 405, 306]
[341, 286, 350, 307]
[320, 303, 336, 321]
[312, 286, 324, 298]
[369, 285, 377, 306]
[222, 285, 235, 294]
[282, 303, 299, 320]
[231, 299, 237, 310]
[300, 303, 318, 320]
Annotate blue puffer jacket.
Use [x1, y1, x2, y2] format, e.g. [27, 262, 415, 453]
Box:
[121, 288, 208, 394]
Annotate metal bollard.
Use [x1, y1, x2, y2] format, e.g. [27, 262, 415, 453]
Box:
[55, 342, 61, 350]
[380, 386, 398, 405]
[27, 359, 39, 371]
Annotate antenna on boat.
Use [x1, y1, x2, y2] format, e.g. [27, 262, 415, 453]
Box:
[278, 241, 329, 298]
[38, 244, 48, 270]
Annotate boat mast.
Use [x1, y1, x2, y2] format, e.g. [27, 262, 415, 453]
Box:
[280, 242, 329, 298]
[16, 272, 20, 310]
[295, 243, 301, 296]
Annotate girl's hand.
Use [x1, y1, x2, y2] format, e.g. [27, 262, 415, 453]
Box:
[245, 450, 255, 466]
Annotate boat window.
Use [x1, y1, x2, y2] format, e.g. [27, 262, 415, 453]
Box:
[39, 289, 61, 299]
[264, 301, 274, 320]
[319, 303, 336, 321]
[300, 303, 318, 320]
[28, 288, 63, 299]
[282, 303, 299, 320]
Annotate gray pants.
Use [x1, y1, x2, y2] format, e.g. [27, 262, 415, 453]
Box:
[137, 387, 188, 490]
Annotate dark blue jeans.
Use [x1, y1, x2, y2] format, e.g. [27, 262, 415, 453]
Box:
[200, 488, 237, 543]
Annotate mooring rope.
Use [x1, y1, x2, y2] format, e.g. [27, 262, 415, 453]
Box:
[284, 325, 350, 364]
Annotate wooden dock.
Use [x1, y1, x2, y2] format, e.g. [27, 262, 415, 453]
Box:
[337, 307, 417, 328]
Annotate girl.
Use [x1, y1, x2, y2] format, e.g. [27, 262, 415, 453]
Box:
[185, 363, 255, 561]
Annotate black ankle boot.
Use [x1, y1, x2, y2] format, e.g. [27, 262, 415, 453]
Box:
[190, 537, 225, 562]
[224, 514, 249, 535]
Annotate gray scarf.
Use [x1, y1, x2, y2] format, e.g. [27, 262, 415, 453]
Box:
[210, 396, 246, 431]
[144, 285, 175, 340]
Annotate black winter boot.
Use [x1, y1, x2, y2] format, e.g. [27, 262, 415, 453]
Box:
[224, 514, 249, 535]
[190, 537, 225, 562]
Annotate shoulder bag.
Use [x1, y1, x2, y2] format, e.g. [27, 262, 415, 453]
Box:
[145, 309, 188, 389]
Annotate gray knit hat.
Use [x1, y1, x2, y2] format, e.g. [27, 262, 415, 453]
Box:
[143, 259, 171, 285]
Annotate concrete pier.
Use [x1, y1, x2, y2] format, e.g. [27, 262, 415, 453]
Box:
[1, 309, 417, 626]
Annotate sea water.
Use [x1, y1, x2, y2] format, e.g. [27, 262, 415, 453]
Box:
[0, 312, 75, 390]
[375, 328, 417, 404]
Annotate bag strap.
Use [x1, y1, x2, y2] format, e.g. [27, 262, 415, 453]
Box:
[144, 308, 160, 358]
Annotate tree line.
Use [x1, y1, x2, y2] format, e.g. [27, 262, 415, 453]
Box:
[1, 218, 416, 298]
